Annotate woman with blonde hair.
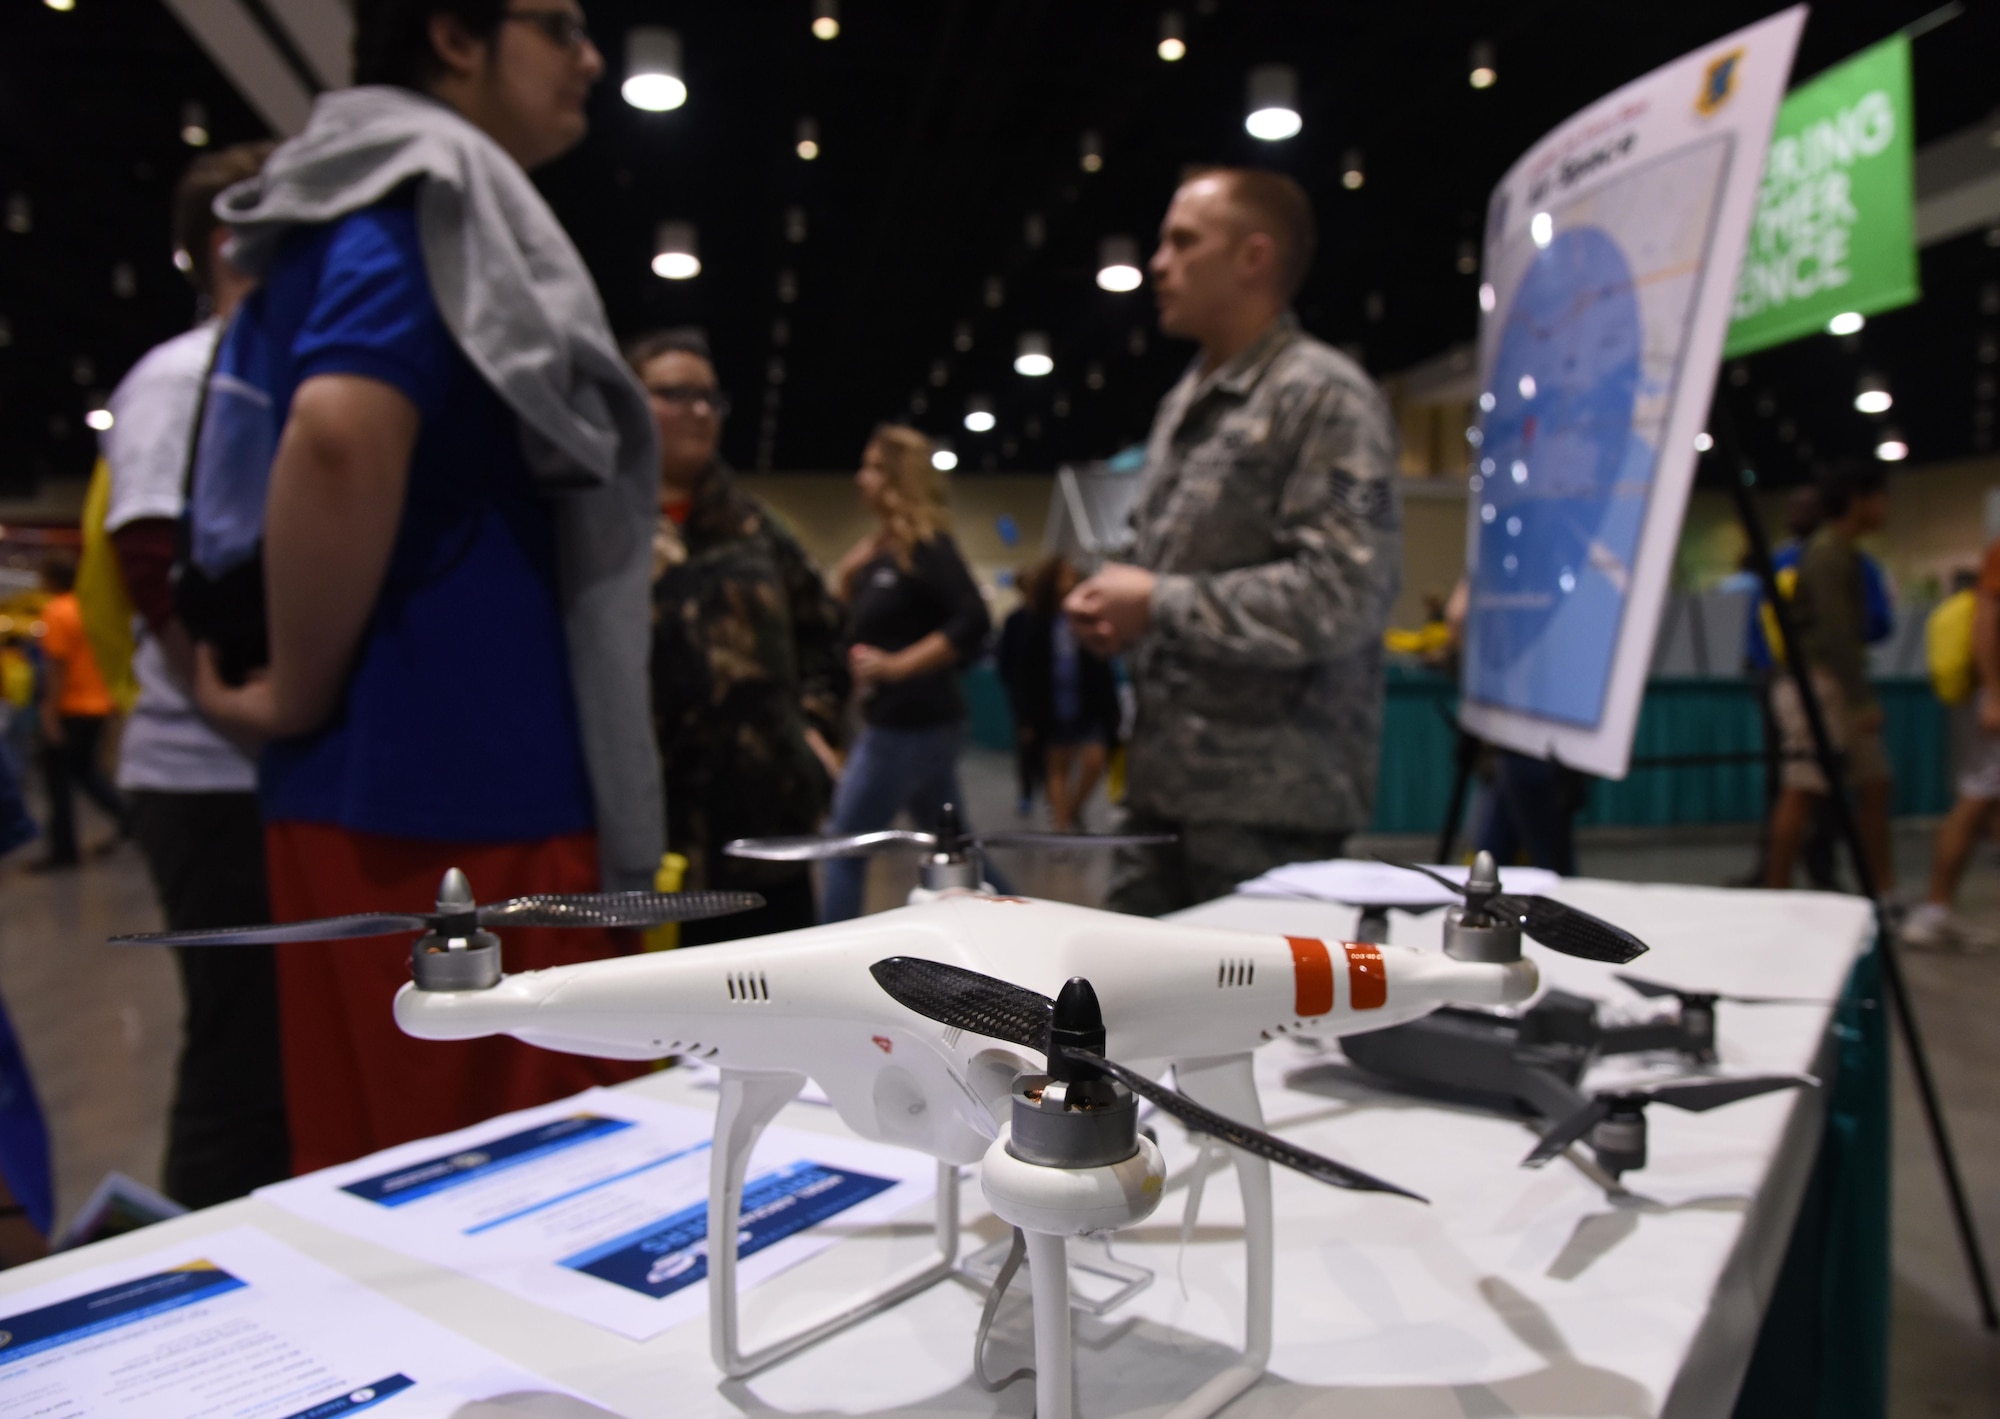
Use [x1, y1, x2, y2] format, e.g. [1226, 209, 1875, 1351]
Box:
[823, 426, 992, 920]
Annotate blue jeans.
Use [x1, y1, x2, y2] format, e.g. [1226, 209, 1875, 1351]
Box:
[823, 724, 974, 921]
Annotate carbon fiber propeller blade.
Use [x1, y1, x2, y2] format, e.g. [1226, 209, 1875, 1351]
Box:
[724, 831, 936, 861]
[975, 831, 1180, 850]
[1376, 859, 1649, 964]
[1522, 1073, 1813, 1167]
[1614, 973, 1828, 1007]
[112, 913, 430, 948]
[115, 890, 764, 948]
[868, 956, 1052, 1049]
[1086, 1054, 1425, 1200]
[1522, 1097, 1615, 1167]
[477, 890, 764, 929]
[1643, 1074, 1816, 1112]
[869, 956, 1424, 1201]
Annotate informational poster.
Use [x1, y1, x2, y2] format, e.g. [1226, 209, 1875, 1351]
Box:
[257, 1086, 935, 1341]
[0, 1227, 598, 1418]
[1725, 33, 1919, 357]
[1459, 8, 1806, 778]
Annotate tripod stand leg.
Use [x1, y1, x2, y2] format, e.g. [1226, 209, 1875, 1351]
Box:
[1721, 419, 1996, 1330]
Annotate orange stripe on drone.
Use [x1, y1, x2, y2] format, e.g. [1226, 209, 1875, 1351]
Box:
[1286, 936, 1333, 1017]
[1343, 940, 1387, 1010]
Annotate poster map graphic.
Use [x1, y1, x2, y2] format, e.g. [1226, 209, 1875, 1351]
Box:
[1466, 138, 1731, 727]
[1457, 8, 1805, 778]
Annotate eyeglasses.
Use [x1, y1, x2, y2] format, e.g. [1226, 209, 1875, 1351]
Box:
[646, 384, 731, 418]
[503, 8, 593, 51]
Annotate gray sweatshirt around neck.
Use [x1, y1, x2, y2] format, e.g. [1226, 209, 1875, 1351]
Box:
[218, 86, 663, 889]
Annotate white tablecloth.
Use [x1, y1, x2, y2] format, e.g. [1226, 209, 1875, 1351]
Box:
[0, 880, 1872, 1417]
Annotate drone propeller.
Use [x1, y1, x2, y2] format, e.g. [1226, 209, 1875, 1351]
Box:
[1613, 973, 1829, 1008]
[112, 868, 765, 949]
[1381, 858, 1649, 965]
[725, 802, 1174, 863]
[1522, 1073, 1816, 1167]
[869, 956, 1425, 1202]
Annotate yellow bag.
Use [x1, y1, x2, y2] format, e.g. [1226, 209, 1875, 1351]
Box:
[1927, 589, 1977, 706]
[75, 456, 140, 715]
[1757, 565, 1799, 668]
[0, 647, 33, 709]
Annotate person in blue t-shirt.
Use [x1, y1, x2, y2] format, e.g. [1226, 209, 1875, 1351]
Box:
[189, 0, 662, 1173]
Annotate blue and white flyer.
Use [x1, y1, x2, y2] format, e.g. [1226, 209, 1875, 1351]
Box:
[1458, 7, 1805, 778]
[256, 1086, 935, 1340]
[0, 1226, 595, 1417]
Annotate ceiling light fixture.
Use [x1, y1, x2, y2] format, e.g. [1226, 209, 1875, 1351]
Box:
[180, 101, 210, 147]
[1024, 213, 1046, 249]
[5, 194, 30, 235]
[1080, 130, 1104, 173]
[112, 262, 136, 298]
[785, 206, 807, 243]
[1456, 240, 1478, 275]
[953, 321, 974, 353]
[1874, 428, 1908, 462]
[1854, 371, 1892, 415]
[795, 116, 819, 160]
[622, 28, 686, 112]
[1015, 333, 1053, 377]
[1341, 148, 1365, 190]
[84, 392, 112, 432]
[1826, 310, 1865, 336]
[1469, 40, 1497, 89]
[1530, 211, 1553, 248]
[811, 0, 839, 41]
[964, 396, 996, 433]
[932, 442, 959, 472]
[1694, 431, 1714, 452]
[1158, 11, 1186, 61]
[984, 276, 1005, 309]
[43, 0, 74, 11]
[651, 221, 699, 279]
[1245, 65, 1301, 141]
[1097, 235, 1143, 292]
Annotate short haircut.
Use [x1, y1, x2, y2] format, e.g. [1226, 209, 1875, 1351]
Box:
[40, 557, 75, 593]
[353, 0, 507, 89]
[1817, 460, 1888, 519]
[622, 326, 714, 375]
[1188, 167, 1317, 300]
[173, 142, 274, 298]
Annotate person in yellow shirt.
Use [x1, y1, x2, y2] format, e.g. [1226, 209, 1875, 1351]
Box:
[34, 558, 129, 868]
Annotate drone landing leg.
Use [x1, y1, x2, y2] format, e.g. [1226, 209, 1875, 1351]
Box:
[707, 1068, 960, 1379]
[1160, 1054, 1274, 1419]
[1024, 1228, 1077, 1419]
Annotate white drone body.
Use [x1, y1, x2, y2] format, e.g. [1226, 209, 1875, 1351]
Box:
[395, 891, 1540, 1415]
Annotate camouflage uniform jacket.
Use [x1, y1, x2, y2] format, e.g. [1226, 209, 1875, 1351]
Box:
[651, 463, 848, 889]
[1127, 314, 1401, 832]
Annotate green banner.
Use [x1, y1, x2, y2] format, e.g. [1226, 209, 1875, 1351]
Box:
[1724, 33, 1919, 358]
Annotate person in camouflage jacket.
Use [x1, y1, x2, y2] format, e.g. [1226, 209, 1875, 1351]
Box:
[630, 329, 848, 942]
[1067, 170, 1401, 915]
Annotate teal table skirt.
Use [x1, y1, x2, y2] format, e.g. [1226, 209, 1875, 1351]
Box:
[1375, 672, 1952, 835]
[962, 665, 1953, 834]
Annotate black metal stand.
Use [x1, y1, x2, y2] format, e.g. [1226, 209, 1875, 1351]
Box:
[1716, 404, 1997, 1330]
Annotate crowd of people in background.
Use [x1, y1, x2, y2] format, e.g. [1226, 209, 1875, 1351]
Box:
[6, 0, 1992, 1247]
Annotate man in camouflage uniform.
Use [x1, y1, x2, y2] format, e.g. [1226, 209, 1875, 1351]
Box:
[633, 329, 848, 942]
[1067, 169, 1401, 915]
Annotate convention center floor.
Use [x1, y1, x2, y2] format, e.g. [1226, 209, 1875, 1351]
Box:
[2, 746, 1995, 1416]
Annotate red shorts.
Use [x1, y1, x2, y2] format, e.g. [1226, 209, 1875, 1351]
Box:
[266, 822, 648, 1176]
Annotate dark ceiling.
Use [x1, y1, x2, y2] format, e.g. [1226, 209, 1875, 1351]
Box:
[1, 0, 1996, 497]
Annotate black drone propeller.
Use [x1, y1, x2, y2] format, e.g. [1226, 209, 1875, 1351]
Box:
[1614, 973, 1829, 1008]
[112, 868, 764, 949]
[1382, 859, 1649, 965]
[868, 955, 1426, 1202]
[1522, 1074, 1816, 1168]
[726, 802, 1174, 863]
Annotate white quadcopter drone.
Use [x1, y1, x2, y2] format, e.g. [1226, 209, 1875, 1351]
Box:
[122, 841, 1800, 1419]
